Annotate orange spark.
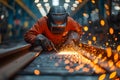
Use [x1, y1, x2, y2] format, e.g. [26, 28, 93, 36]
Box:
[65, 65, 70, 70]
[34, 69, 40, 75]
[114, 37, 118, 41]
[116, 61, 120, 68]
[82, 67, 90, 72]
[78, 0, 82, 3]
[69, 68, 74, 73]
[92, 36, 96, 41]
[114, 53, 118, 62]
[106, 47, 112, 58]
[108, 60, 113, 68]
[105, 42, 109, 46]
[109, 27, 114, 35]
[98, 74, 106, 80]
[58, 51, 78, 55]
[91, 0, 95, 4]
[64, 59, 70, 64]
[83, 26, 88, 31]
[117, 45, 120, 52]
[88, 40, 92, 45]
[35, 52, 40, 57]
[106, 11, 110, 16]
[104, 4, 109, 9]
[109, 71, 117, 79]
[74, 66, 81, 71]
[100, 20, 105, 26]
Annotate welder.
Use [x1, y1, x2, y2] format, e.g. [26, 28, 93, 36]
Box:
[24, 6, 82, 51]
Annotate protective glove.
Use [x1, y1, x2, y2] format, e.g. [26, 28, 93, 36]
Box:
[34, 34, 53, 51]
[62, 31, 80, 47]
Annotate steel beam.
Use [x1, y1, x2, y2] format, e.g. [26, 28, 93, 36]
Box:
[0, 0, 15, 12]
[15, 0, 37, 21]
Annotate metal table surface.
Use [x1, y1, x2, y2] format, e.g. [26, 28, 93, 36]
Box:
[13, 50, 112, 80]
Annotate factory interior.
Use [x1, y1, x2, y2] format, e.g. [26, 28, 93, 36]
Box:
[0, 0, 120, 80]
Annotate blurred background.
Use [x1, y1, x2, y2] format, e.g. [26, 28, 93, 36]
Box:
[0, 0, 120, 49]
[0, 0, 120, 80]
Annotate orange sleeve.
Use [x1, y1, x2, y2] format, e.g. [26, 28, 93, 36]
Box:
[68, 17, 83, 36]
[24, 18, 45, 44]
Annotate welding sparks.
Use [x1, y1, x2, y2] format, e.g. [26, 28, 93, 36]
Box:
[34, 69, 40, 75]
[98, 74, 106, 80]
[56, 47, 106, 74]
[58, 51, 78, 55]
[51, 42, 120, 79]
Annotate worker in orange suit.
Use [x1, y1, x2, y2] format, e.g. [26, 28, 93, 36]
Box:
[24, 6, 82, 51]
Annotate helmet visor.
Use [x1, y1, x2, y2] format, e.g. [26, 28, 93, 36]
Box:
[51, 13, 66, 24]
[50, 23, 66, 34]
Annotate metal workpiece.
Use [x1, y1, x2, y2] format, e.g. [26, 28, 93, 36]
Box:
[0, 43, 120, 80]
[13, 43, 120, 80]
[0, 44, 42, 80]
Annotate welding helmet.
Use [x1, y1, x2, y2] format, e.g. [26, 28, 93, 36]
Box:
[47, 6, 68, 34]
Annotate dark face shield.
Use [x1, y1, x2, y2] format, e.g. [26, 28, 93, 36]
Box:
[51, 13, 66, 24]
[49, 13, 67, 34]
[47, 6, 68, 34]
[50, 23, 66, 34]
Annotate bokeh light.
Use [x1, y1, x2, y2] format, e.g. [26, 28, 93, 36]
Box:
[109, 27, 114, 35]
[100, 20, 105, 26]
[34, 69, 40, 75]
[83, 26, 89, 31]
[98, 74, 106, 80]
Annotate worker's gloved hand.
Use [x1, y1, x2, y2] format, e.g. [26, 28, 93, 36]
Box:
[63, 31, 80, 47]
[35, 34, 53, 51]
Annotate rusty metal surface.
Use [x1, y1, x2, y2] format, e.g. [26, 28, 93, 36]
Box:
[17, 51, 93, 74]
[13, 51, 100, 80]
[0, 51, 40, 80]
[14, 44, 120, 80]
[0, 44, 31, 58]
[0, 42, 42, 80]
[14, 75, 99, 80]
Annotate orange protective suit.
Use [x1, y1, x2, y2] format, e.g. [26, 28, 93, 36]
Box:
[24, 16, 82, 47]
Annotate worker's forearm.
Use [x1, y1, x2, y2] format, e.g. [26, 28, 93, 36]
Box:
[24, 31, 37, 44]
